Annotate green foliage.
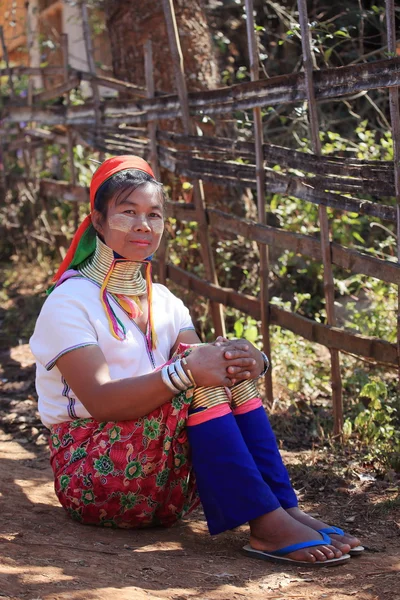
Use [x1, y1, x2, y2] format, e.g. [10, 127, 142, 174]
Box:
[0, 69, 29, 103]
[231, 316, 260, 344]
[344, 378, 400, 472]
[342, 281, 397, 343]
[167, 219, 203, 273]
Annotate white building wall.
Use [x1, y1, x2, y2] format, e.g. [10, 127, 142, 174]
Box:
[61, 0, 92, 98]
[27, 0, 42, 90]
[61, 1, 115, 99]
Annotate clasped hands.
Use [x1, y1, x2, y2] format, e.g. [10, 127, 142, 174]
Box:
[184, 336, 265, 388]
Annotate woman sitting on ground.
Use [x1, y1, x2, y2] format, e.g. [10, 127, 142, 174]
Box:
[30, 155, 362, 567]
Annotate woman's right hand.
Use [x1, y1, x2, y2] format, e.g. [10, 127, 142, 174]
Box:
[184, 343, 256, 387]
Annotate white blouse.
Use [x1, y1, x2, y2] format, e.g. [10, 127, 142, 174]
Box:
[30, 276, 195, 428]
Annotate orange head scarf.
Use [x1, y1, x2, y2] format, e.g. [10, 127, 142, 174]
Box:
[53, 155, 155, 282]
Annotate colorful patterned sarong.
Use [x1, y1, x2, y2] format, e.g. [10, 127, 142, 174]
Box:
[49, 390, 199, 528]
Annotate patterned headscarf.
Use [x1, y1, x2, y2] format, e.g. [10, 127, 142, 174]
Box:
[52, 155, 155, 282]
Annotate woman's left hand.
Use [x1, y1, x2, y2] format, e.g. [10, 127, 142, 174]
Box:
[214, 336, 265, 382]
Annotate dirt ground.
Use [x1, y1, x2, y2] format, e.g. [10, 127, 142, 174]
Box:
[0, 343, 399, 600]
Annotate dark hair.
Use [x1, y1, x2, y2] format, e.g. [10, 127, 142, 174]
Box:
[94, 169, 166, 219]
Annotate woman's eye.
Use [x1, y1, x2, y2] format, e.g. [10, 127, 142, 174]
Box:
[123, 210, 135, 215]
[150, 213, 162, 218]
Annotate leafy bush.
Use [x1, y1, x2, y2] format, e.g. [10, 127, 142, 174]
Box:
[344, 377, 400, 473]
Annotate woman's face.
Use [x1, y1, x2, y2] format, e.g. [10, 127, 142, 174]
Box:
[93, 183, 164, 261]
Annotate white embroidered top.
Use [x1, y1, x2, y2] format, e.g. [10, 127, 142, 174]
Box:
[30, 276, 195, 428]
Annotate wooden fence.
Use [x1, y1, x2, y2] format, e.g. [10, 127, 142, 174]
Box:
[1, 0, 400, 435]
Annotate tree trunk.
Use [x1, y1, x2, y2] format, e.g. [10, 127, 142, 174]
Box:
[103, 0, 255, 220]
[104, 0, 219, 93]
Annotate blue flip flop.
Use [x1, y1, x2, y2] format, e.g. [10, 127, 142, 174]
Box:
[318, 527, 364, 556]
[242, 531, 351, 567]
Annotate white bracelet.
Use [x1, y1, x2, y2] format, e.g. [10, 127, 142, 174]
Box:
[161, 365, 181, 394]
[175, 359, 193, 388]
[167, 363, 188, 392]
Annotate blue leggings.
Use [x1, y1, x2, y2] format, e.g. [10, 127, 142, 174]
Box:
[187, 390, 298, 535]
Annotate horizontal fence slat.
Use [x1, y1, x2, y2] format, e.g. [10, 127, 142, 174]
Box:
[60, 133, 397, 219]
[157, 131, 393, 177]
[270, 305, 396, 364]
[159, 149, 396, 221]
[62, 133, 397, 220]
[33, 77, 81, 104]
[29, 131, 398, 210]
[4, 57, 400, 126]
[78, 72, 148, 98]
[89, 129, 397, 195]
[206, 208, 400, 285]
[158, 261, 397, 365]
[86, 131, 396, 196]
[0, 66, 65, 76]
[0, 66, 149, 99]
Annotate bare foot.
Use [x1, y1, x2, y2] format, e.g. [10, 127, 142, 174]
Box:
[249, 507, 345, 564]
[286, 507, 360, 552]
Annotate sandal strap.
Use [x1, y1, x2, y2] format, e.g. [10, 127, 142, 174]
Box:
[271, 531, 331, 557]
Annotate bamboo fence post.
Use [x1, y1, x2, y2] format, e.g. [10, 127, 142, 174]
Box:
[144, 39, 167, 285]
[80, 1, 102, 153]
[244, 0, 273, 406]
[0, 127, 5, 204]
[0, 26, 13, 202]
[61, 34, 79, 230]
[1, 25, 30, 198]
[26, 0, 42, 92]
[297, 0, 343, 435]
[23, 1, 40, 209]
[385, 0, 400, 383]
[0, 141, 5, 204]
[162, 0, 226, 338]
[24, 2, 34, 175]
[0, 26, 15, 99]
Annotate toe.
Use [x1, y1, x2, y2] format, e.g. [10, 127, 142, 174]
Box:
[345, 535, 361, 548]
[329, 537, 345, 550]
[330, 535, 352, 553]
[332, 540, 348, 553]
[301, 550, 317, 562]
[288, 549, 317, 563]
[322, 545, 335, 559]
[311, 548, 327, 561]
[331, 545, 344, 558]
[307, 552, 317, 562]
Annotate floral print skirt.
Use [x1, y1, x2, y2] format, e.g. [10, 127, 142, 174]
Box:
[49, 391, 199, 528]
